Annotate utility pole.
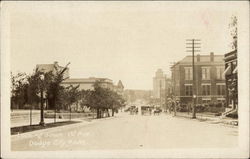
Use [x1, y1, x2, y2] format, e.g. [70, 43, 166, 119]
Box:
[169, 62, 176, 115]
[160, 80, 162, 109]
[186, 39, 201, 119]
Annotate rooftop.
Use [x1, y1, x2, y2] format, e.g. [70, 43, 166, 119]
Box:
[180, 55, 224, 63]
[62, 77, 113, 83]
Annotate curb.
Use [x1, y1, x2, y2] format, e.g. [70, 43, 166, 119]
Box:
[174, 113, 238, 127]
[11, 116, 117, 141]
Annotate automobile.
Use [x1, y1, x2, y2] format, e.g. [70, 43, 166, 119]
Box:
[141, 106, 154, 115]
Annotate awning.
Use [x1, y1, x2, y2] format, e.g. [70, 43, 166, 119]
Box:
[233, 66, 237, 74]
[223, 65, 231, 76]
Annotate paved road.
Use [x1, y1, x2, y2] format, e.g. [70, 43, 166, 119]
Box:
[11, 113, 238, 151]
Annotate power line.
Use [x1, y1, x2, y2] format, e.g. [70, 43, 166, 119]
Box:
[186, 39, 201, 119]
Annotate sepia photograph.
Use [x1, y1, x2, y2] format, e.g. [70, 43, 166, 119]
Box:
[1, 1, 249, 158]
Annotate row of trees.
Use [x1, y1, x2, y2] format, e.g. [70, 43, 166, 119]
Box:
[11, 69, 126, 119]
[11, 67, 66, 110]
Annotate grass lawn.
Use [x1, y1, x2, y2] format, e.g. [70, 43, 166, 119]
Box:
[11, 121, 81, 135]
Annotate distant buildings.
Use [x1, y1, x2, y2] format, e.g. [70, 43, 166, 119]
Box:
[153, 69, 166, 99]
[61, 77, 124, 95]
[124, 89, 152, 104]
[171, 53, 226, 106]
[61, 77, 113, 90]
[36, 61, 124, 94]
[152, 69, 172, 109]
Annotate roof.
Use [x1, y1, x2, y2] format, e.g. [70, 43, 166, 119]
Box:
[36, 64, 55, 73]
[180, 55, 224, 63]
[62, 77, 113, 84]
[36, 62, 65, 73]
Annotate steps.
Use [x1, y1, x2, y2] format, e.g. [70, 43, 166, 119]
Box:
[221, 108, 237, 118]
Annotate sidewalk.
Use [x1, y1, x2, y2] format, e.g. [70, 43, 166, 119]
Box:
[173, 112, 238, 127]
[11, 109, 96, 128]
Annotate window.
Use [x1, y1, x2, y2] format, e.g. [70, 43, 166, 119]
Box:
[185, 85, 193, 96]
[202, 67, 210, 80]
[184, 67, 193, 80]
[217, 98, 225, 103]
[202, 99, 211, 104]
[216, 84, 226, 95]
[202, 84, 211, 95]
[216, 66, 225, 79]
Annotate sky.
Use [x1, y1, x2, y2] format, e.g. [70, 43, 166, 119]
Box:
[7, 1, 243, 90]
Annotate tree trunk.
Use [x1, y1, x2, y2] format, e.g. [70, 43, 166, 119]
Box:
[112, 108, 114, 116]
[96, 108, 100, 118]
[107, 108, 110, 117]
[101, 108, 105, 118]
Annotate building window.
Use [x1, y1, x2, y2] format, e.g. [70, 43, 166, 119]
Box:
[184, 67, 193, 80]
[202, 84, 211, 95]
[217, 98, 225, 104]
[185, 85, 193, 96]
[202, 67, 210, 80]
[216, 66, 225, 79]
[216, 84, 226, 95]
[202, 99, 211, 104]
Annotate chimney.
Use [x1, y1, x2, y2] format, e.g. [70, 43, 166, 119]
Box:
[197, 54, 200, 62]
[210, 52, 214, 62]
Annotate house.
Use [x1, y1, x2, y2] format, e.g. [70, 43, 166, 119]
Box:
[36, 61, 69, 80]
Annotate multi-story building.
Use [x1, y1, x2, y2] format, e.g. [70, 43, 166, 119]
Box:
[171, 53, 226, 106]
[153, 69, 166, 99]
[61, 77, 114, 91]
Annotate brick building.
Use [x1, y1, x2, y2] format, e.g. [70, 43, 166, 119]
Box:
[171, 53, 226, 106]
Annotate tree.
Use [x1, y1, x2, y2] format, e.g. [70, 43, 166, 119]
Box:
[87, 81, 126, 118]
[47, 64, 69, 110]
[78, 89, 92, 112]
[229, 15, 237, 50]
[11, 72, 29, 109]
[27, 69, 54, 107]
[59, 85, 80, 110]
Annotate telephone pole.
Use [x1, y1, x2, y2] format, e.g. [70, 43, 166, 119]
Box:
[160, 80, 162, 109]
[170, 62, 177, 116]
[186, 39, 201, 119]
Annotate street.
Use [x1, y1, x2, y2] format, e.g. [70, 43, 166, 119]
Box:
[11, 112, 238, 151]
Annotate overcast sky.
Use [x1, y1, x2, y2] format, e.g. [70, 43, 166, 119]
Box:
[7, 1, 243, 90]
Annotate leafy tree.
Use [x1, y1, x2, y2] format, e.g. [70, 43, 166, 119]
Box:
[229, 15, 237, 50]
[46, 63, 69, 110]
[11, 72, 29, 109]
[58, 85, 80, 111]
[27, 69, 54, 108]
[78, 89, 92, 111]
[87, 81, 125, 118]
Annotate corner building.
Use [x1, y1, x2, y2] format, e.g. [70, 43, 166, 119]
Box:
[171, 53, 226, 106]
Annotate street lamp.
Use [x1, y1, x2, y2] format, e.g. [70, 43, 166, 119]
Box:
[39, 74, 45, 126]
